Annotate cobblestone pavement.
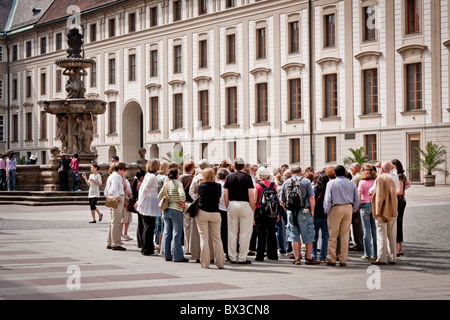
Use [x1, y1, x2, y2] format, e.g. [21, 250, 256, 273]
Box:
[0, 185, 449, 304]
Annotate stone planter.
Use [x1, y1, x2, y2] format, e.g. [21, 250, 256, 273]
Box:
[424, 174, 436, 187]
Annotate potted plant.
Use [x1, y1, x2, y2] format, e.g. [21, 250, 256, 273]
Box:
[343, 147, 371, 167]
[409, 141, 448, 186]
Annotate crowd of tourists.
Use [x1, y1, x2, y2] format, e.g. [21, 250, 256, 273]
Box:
[100, 156, 411, 269]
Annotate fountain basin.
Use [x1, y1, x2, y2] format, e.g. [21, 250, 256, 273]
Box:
[39, 99, 106, 115]
[55, 57, 95, 69]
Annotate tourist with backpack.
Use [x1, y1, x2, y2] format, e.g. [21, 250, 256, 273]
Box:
[280, 165, 319, 265]
[253, 167, 279, 262]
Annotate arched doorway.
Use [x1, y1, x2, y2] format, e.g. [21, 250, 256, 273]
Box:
[122, 100, 143, 163]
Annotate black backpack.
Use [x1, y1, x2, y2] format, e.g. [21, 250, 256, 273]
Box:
[258, 182, 279, 218]
[285, 177, 306, 211]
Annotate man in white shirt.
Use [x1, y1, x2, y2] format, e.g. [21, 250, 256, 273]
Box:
[104, 162, 128, 251]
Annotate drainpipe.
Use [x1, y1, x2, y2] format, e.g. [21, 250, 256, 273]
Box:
[3, 33, 11, 151]
[308, 0, 314, 167]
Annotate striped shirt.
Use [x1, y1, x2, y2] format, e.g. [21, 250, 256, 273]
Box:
[157, 179, 186, 212]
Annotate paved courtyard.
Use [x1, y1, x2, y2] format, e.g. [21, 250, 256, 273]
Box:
[1, 185, 449, 304]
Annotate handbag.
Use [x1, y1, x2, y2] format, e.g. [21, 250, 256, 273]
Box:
[186, 198, 199, 218]
[105, 197, 119, 209]
[158, 182, 170, 211]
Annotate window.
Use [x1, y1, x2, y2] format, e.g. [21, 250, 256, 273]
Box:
[150, 50, 158, 77]
[0, 80, 3, 99]
[228, 141, 237, 161]
[0, 115, 4, 141]
[365, 134, 377, 161]
[406, 0, 420, 34]
[12, 114, 18, 142]
[324, 14, 336, 48]
[109, 18, 116, 37]
[129, 54, 136, 81]
[199, 0, 207, 15]
[150, 7, 158, 27]
[363, 6, 376, 41]
[256, 28, 266, 59]
[109, 58, 116, 84]
[289, 21, 300, 53]
[56, 70, 62, 93]
[26, 112, 33, 141]
[40, 111, 47, 139]
[363, 69, 378, 114]
[326, 137, 337, 163]
[227, 34, 236, 64]
[199, 40, 207, 68]
[26, 41, 32, 57]
[324, 74, 338, 117]
[129, 13, 136, 32]
[12, 45, 17, 61]
[227, 87, 237, 125]
[0, 46, 2, 62]
[41, 71, 48, 95]
[26, 76, 32, 98]
[90, 24, 97, 42]
[199, 90, 209, 127]
[174, 1, 182, 21]
[174, 45, 182, 73]
[150, 97, 159, 131]
[174, 93, 183, 129]
[109, 102, 116, 133]
[91, 62, 97, 87]
[201, 143, 208, 159]
[256, 83, 268, 123]
[226, 0, 236, 8]
[40, 37, 47, 54]
[290, 139, 300, 164]
[56, 33, 62, 50]
[289, 78, 302, 120]
[12, 79, 17, 100]
[257, 140, 267, 164]
[406, 63, 422, 111]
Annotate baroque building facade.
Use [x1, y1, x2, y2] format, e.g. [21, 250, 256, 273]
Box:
[0, 0, 449, 184]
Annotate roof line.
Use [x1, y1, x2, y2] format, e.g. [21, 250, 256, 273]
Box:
[35, 0, 128, 28]
[3, 0, 18, 32]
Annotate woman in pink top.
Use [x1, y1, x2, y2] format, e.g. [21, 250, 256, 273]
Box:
[70, 153, 80, 191]
[358, 164, 378, 260]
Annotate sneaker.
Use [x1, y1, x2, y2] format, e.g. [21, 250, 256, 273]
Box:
[361, 256, 371, 261]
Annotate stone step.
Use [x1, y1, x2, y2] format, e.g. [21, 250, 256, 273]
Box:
[0, 191, 106, 206]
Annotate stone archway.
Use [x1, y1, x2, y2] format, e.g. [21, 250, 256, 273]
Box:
[122, 100, 143, 164]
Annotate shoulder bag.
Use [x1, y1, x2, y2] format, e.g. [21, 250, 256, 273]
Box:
[158, 182, 170, 211]
[105, 197, 119, 209]
[186, 198, 199, 218]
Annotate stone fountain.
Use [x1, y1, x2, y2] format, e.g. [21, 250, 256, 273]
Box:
[39, 28, 106, 164]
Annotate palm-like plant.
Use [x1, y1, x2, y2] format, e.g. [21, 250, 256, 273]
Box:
[409, 141, 448, 176]
[343, 147, 370, 167]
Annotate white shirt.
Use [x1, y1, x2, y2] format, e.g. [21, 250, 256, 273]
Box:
[104, 171, 124, 198]
[136, 173, 161, 217]
[88, 173, 102, 198]
[369, 169, 399, 195]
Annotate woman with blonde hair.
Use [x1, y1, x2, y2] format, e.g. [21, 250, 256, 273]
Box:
[136, 159, 161, 255]
[358, 163, 378, 260]
[195, 168, 225, 269]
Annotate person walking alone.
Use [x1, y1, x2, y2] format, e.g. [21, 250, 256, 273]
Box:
[82, 163, 103, 223]
[7, 152, 17, 191]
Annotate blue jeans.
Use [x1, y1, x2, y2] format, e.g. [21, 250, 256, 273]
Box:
[312, 217, 329, 260]
[8, 169, 16, 191]
[276, 207, 292, 254]
[360, 202, 377, 258]
[163, 208, 184, 261]
[72, 171, 79, 191]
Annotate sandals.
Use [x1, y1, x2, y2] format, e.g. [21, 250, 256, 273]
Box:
[293, 258, 301, 265]
[305, 258, 320, 265]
